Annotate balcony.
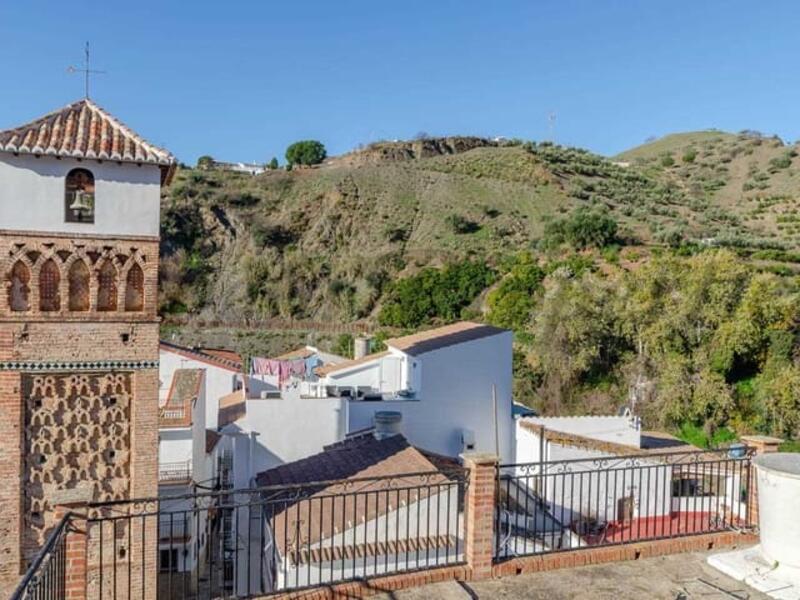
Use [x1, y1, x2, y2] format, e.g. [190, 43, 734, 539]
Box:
[159, 460, 192, 484]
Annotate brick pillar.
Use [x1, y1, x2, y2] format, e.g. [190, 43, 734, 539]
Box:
[0, 366, 23, 598]
[54, 499, 90, 600]
[740, 435, 782, 530]
[460, 452, 498, 581]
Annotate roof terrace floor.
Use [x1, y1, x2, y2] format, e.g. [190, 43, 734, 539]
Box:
[379, 548, 768, 599]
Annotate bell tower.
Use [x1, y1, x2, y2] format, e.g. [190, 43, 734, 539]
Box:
[0, 99, 175, 591]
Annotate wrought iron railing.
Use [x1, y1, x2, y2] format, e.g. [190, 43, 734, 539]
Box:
[78, 466, 468, 598]
[494, 447, 755, 561]
[158, 460, 193, 483]
[9, 513, 70, 600]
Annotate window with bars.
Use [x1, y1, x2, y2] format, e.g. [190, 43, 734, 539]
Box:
[97, 261, 117, 311]
[39, 259, 60, 312]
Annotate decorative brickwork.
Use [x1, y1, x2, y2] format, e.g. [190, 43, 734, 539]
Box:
[22, 373, 131, 560]
[0, 232, 160, 598]
[0, 233, 159, 321]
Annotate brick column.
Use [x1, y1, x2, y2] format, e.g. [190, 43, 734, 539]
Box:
[0, 366, 23, 598]
[460, 452, 498, 581]
[54, 496, 90, 600]
[740, 435, 782, 530]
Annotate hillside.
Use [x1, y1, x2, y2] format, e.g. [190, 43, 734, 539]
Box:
[618, 130, 800, 246]
[160, 135, 800, 442]
[161, 135, 785, 327]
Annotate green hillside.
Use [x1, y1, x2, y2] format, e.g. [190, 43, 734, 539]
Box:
[160, 135, 800, 444]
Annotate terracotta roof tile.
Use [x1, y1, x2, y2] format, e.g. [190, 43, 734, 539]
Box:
[385, 321, 507, 356]
[159, 368, 203, 428]
[0, 99, 176, 184]
[256, 435, 457, 555]
[218, 390, 246, 426]
[160, 341, 242, 372]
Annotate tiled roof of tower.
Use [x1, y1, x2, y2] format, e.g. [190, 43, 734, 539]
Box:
[0, 99, 177, 184]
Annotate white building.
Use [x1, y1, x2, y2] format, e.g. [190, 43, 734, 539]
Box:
[501, 415, 749, 557]
[255, 430, 464, 593]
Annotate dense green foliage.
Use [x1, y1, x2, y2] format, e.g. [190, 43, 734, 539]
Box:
[285, 140, 327, 166]
[543, 207, 618, 249]
[486, 253, 545, 330]
[378, 261, 496, 328]
[521, 250, 800, 439]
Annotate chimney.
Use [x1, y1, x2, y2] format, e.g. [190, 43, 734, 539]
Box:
[353, 336, 371, 360]
[373, 411, 402, 440]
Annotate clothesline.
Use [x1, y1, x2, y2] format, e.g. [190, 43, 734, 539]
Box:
[250, 355, 322, 387]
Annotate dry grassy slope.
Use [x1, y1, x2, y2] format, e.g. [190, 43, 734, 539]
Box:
[161, 135, 800, 325]
[618, 131, 800, 246]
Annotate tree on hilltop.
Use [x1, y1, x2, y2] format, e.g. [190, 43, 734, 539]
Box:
[285, 140, 326, 166]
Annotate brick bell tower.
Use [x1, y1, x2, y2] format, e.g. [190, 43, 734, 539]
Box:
[0, 99, 175, 590]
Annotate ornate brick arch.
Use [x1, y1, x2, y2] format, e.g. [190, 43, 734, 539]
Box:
[7, 260, 32, 311]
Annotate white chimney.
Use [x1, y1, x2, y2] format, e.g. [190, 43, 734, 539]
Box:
[373, 411, 402, 440]
[354, 336, 371, 360]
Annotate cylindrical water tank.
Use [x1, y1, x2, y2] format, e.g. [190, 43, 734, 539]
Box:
[753, 453, 800, 569]
[373, 411, 402, 440]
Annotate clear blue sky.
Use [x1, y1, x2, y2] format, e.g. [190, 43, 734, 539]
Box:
[2, 1, 799, 164]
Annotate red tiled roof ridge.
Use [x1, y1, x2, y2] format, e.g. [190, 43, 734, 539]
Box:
[0, 98, 176, 183]
[160, 340, 242, 372]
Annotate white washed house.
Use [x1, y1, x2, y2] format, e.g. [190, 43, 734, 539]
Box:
[255, 431, 463, 592]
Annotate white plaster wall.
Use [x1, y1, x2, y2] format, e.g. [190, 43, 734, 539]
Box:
[324, 360, 382, 391]
[159, 429, 193, 464]
[159, 348, 241, 430]
[242, 394, 347, 474]
[0, 154, 161, 236]
[347, 331, 514, 462]
[273, 486, 461, 590]
[524, 415, 641, 448]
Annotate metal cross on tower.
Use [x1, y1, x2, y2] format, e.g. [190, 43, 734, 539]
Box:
[67, 42, 105, 98]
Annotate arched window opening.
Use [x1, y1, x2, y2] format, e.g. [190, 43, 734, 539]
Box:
[9, 261, 31, 311]
[39, 259, 60, 312]
[65, 169, 95, 224]
[97, 261, 117, 312]
[124, 264, 145, 312]
[68, 260, 90, 312]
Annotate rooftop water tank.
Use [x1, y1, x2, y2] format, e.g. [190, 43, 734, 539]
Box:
[373, 411, 402, 440]
[753, 453, 800, 570]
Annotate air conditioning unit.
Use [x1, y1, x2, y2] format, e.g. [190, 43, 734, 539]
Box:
[461, 429, 476, 452]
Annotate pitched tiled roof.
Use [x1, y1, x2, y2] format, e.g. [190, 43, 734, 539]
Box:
[160, 341, 242, 372]
[315, 351, 390, 376]
[255, 434, 455, 555]
[385, 321, 507, 356]
[0, 99, 176, 184]
[274, 346, 316, 360]
[159, 368, 204, 428]
[218, 390, 246, 426]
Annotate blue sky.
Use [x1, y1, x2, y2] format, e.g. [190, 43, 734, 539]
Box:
[1, 1, 799, 164]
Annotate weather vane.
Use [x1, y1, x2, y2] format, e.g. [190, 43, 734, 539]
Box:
[67, 42, 105, 99]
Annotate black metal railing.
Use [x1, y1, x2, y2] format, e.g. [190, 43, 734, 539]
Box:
[494, 448, 754, 561]
[80, 466, 468, 598]
[10, 513, 70, 600]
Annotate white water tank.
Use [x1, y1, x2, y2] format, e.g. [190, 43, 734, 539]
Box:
[753, 453, 800, 570]
[373, 411, 402, 440]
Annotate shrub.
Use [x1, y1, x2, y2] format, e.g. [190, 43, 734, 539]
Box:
[268, 157, 279, 170]
[252, 224, 297, 249]
[196, 155, 214, 170]
[660, 154, 675, 167]
[285, 140, 327, 166]
[378, 261, 496, 328]
[544, 207, 618, 249]
[445, 214, 481, 234]
[682, 149, 697, 164]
